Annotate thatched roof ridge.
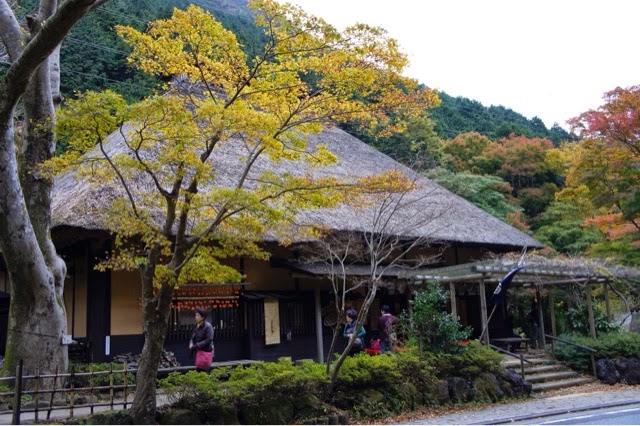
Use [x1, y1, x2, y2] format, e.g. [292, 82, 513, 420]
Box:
[51, 125, 543, 249]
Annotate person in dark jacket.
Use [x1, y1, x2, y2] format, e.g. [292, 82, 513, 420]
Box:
[343, 308, 365, 355]
[378, 305, 397, 354]
[189, 308, 214, 372]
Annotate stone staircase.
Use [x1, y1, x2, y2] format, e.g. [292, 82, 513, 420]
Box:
[501, 349, 594, 393]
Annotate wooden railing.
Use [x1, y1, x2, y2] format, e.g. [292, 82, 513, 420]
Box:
[489, 343, 533, 380]
[545, 334, 597, 376]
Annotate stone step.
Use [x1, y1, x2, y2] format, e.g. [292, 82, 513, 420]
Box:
[525, 370, 580, 383]
[531, 377, 594, 392]
[502, 357, 553, 368]
[521, 364, 567, 375]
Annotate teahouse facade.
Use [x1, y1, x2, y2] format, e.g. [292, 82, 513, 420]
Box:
[0, 126, 544, 365]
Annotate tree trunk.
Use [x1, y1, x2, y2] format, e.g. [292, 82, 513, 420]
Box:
[129, 272, 174, 424]
[0, 99, 67, 378]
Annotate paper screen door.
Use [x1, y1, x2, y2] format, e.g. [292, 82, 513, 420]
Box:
[264, 298, 281, 345]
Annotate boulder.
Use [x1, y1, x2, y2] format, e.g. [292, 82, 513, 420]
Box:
[500, 369, 532, 396]
[395, 382, 419, 411]
[239, 400, 294, 425]
[616, 357, 640, 385]
[425, 379, 450, 406]
[84, 410, 134, 425]
[291, 393, 326, 421]
[448, 377, 474, 403]
[596, 358, 620, 385]
[159, 408, 201, 425]
[472, 373, 505, 403]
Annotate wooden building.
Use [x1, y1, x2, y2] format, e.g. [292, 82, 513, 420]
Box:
[0, 126, 544, 365]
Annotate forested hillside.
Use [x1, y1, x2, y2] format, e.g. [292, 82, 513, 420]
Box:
[4, 0, 636, 264]
[431, 92, 575, 145]
[2, 0, 569, 144]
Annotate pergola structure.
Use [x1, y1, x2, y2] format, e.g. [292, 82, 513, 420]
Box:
[407, 256, 640, 346]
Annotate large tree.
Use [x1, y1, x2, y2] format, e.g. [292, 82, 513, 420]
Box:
[0, 0, 108, 379]
[55, 2, 437, 422]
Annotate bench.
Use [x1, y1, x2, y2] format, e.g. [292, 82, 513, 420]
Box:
[491, 337, 529, 352]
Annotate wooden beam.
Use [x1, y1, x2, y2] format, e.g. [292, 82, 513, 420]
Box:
[549, 290, 557, 337]
[479, 279, 489, 344]
[585, 281, 597, 339]
[450, 282, 457, 319]
[537, 288, 546, 347]
[604, 282, 611, 322]
[314, 287, 324, 363]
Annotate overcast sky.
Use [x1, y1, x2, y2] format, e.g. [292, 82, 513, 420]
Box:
[282, 0, 640, 130]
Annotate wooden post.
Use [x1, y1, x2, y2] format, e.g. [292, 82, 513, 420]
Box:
[479, 279, 489, 344]
[549, 290, 557, 337]
[585, 280, 597, 339]
[109, 363, 114, 411]
[12, 359, 23, 425]
[537, 288, 546, 347]
[89, 363, 94, 414]
[47, 366, 58, 421]
[123, 361, 128, 410]
[69, 371, 75, 419]
[449, 282, 457, 319]
[314, 287, 324, 363]
[34, 367, 40, 423]
[604, 281, 611, 322]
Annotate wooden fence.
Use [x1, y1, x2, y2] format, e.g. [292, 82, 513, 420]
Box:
[0, 359, 256, 424]
[0, 360, 137, 424]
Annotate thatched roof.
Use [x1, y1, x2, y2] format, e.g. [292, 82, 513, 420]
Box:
[52, 125, 543, 250]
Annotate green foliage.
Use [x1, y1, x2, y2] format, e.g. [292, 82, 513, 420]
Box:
[335, 352, 402, 389]
[533, 199, 604, 255]
[566, 303, 618, 336]
[398, 283, 471, 353]
[67, 362, 135, 389]
[553, 332, 640, 371]
[161, 345, 508, 422]
[161, 358, 328, 408]
[427, 168, 520, 222]
[423, 340, 504, 379]
[430, 92, 576, 144]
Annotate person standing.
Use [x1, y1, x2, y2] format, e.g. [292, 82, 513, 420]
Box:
[378, 305, 396, 354]
[343, 308, 365, 355]
[189, 308, 215, 372]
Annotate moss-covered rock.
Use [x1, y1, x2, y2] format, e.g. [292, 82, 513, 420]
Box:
[291, 393, 326, 421]
[448, 377, 474, 403]
[393, 382, 419, 410]
[238, 400, 294, 425]
[159, 408, 201, 425]
[424, 379, 450, 406]
[80, 410, 133, 425]
[200, 403, 239, 424]
[473, 372, 504, 403]
[499, 369, 532, 397]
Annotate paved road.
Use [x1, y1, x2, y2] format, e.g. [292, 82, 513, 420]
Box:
[405, 387, 640, 425]
[522, 404, 640, 425]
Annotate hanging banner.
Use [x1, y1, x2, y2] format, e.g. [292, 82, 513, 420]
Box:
[264, 298, 281, 345]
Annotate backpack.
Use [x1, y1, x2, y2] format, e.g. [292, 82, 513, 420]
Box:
[370, 338, 381, 351]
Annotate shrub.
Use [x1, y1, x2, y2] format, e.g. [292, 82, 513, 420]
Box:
[425, 340, 504, 379]
[160, 358, 329, 423]
[398, 283, 471, 353]
[335, 352, 401, 390]
[566, 304, 618, 335]
[67, 362, 135, 390]
[553, 332, 640, 372]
